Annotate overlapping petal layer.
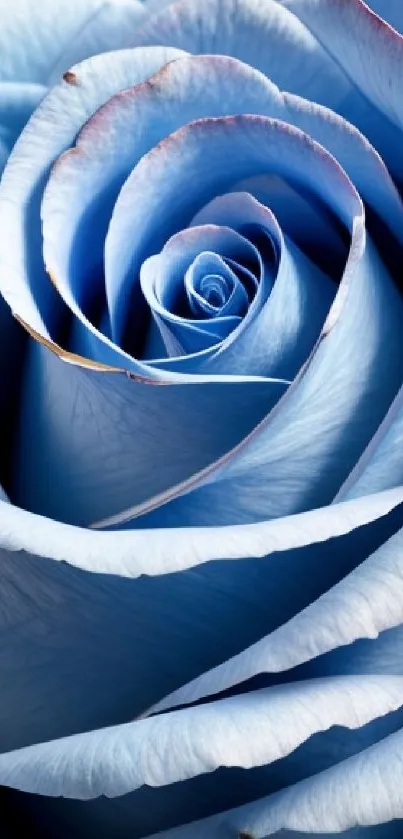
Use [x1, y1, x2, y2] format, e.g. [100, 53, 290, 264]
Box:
[0, 496, 403, 836]
[0, 0, 154, 172]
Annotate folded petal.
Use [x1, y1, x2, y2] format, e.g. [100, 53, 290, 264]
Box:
[1, 487, 402, 577]
[139, 224, 263, 361]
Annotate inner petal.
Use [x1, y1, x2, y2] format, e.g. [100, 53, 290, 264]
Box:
[140, 224, 271, 360]
[185, 252, 250, 318]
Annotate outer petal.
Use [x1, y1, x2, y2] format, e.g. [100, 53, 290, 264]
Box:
[0, 46, 185, 341]
[281, 0, 403, 177]
[0, 677, 402, 798]
[1, 487, 402, 577]
[0, 491, 401, 747]
[336, 387, 403, 501]
[149, 521, 403, 713]
[132, 0, 403, 179]
[0, 497, 402, 835]
[141, 727, 403, 838]
[0, 0, 146, 84]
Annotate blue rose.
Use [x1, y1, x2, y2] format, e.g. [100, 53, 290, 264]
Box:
[1, 0, 403, 836]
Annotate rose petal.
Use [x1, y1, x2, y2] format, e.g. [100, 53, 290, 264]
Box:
[0, 0, 146, 84]
[132, 0, 403, 180]
[139, 726, 403, 837]
[281, 0, 403, 179]
[365, 0, 403, 34]
[10, 343, 285, 525]
[41, 53, 403, 364]
[140, 225, 263, 360]
[336, 386, 403, 501]
[0, 491, 401, 748]
[0, 677, 402, 799]
[150, 520, 403, 714]
[95, 116, 403, 528]
[0, 46, 185, 342]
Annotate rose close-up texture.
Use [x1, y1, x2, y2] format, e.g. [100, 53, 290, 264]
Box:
[3, 0, 403, 836]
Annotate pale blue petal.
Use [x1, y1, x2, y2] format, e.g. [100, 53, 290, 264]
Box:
[0, 493, 400, 741]
[10, 343, 285, 526]
[139, 225, 262, 360]
[281, 0, 403, 179]
[0, 677, 402, 798]
[2, 495, 399, 756]
[150, 522, 403, 714]
[93, 116, 403, 529]
[365, 0, 403, 33]
[140, 727, 403, 838]
[1, 487, 401, 577]
[336, 387, 403, 501]
[132, 0, 403, 180]
[0, 46, 185, 344]
[0, 497, 403, 834]
[40, 54, 402, 365]
[170, 192, 335, 379]
[0, 0, 146, 84]
[232, 173, 347, 279]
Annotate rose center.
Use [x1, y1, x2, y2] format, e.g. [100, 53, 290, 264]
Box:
[185, 252, 251, 319]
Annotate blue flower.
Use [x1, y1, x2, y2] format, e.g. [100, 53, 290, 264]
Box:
[1, 0, 403, 836]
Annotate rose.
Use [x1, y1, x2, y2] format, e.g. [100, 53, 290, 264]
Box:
[1, 0, 403, 836]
